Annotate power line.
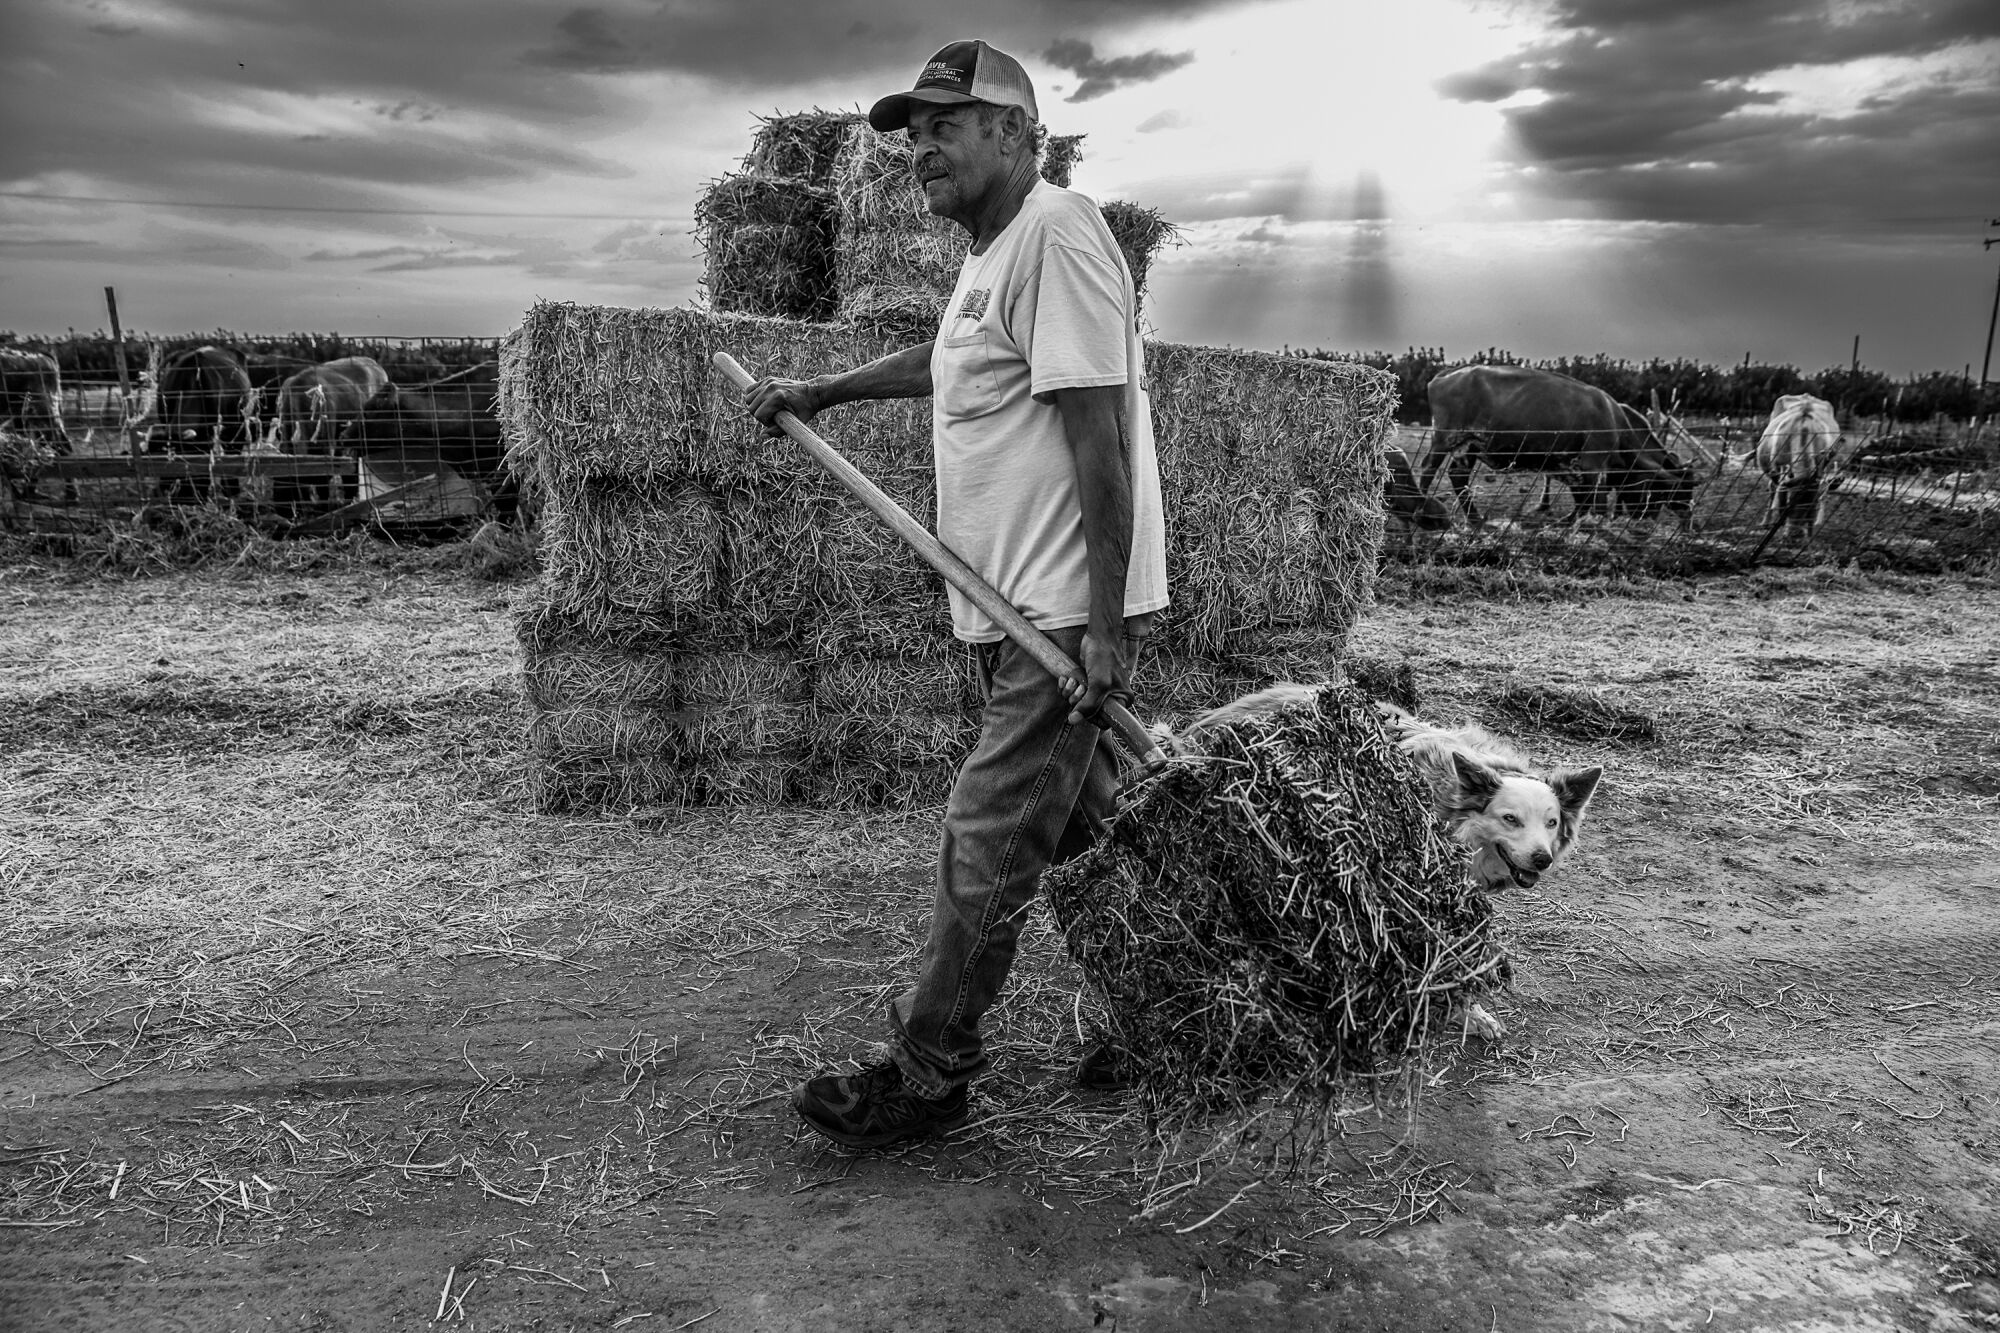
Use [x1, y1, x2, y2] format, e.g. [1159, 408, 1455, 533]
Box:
[0, 190, 679, 222]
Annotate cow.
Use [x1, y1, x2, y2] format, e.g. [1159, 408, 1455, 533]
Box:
[150, 346, 258, 503]
[1749, 394, 1844, 560]
[154, 345, 258, 452]
[344, 382, 521, 519]
[1607, 403, 1699, 522]
[268, 357, 392, 452]
[0, 348, 74, 454]
[0, 348, 74, 507]
[1421, 365, 1695, 526]
[240, 352, 314, 424]
[1384, 445, 1453, 530]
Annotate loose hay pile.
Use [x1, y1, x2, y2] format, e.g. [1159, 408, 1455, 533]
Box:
[1043, 683, 1509, 1127]
[500, 302, 1397, 811]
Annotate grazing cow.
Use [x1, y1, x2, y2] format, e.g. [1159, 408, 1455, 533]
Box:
[1606, 403, 1699, 523]
[0, 348, 75, 455]
[155, 345, 258, 452]
[240, 352, 314, 423]
[1423, 365, 1695, 526]
[269, 357, 392, 452]
[345, 382, 519, 518]
[1750, 394, 1844, 559]
[151, 346, 258, 503]
[1384, 445, 1453, 530]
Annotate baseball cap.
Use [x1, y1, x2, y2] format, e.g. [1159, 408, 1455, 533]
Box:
[867, 39, 1039, 132]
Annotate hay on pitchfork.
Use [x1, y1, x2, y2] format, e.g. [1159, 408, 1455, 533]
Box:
[1042, 682, 1508, 1130]
[696, 176, 839, 321]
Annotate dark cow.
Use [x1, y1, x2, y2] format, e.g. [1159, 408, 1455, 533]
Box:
[151, 346, 259, 503]
[0, 348, 74, 454]
[1606, 403, 1699, 522]
[1422, 365, 1695, 525]
[269, 357, 392, 452]
[155, 345, 258, 452]
[1384, 445, 1453, 530]
[241, 352, 314, 424]
[345, 382, 519, 519]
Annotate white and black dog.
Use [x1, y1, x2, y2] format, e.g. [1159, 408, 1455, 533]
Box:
[1164, 683, 1603, 894]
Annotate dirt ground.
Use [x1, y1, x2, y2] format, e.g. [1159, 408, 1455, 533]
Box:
[3, 559, 1997, 1332]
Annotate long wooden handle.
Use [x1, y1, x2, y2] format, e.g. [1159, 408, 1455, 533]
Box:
[713, 351, 1166, 775]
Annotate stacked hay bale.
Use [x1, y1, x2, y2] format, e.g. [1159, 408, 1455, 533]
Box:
[702, 111, 1157, 337]
[501, 302, 1397, 811]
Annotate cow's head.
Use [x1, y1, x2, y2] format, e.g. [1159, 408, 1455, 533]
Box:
[1383, 447, 1455, 531]
[1613, 449, 1699, 527]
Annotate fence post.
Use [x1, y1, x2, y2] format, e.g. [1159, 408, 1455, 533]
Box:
[105, 287, 138, 464]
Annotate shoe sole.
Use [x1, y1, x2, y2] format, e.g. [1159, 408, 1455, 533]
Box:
[792, 1099, 968, 1150]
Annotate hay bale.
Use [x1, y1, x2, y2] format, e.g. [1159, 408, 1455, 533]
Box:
[743, 110, 863, 185]
[827, 120, 1127, 329]
[1042, 134, 1085, 189]
[1042, 683, 1507, 1125]
[1147, 343, 1395, 656]
[697, 177, 838, 321]
[501, 304, 912, 491]
[813, 644, 980, 716]
[1097, 200, 1179, 313]
[829, 120, 966, 329]
[536, 481, 726, 625]
[499, 301, 1397, 812]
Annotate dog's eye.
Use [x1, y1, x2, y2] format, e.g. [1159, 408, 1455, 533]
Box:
[1503, 814, 1521, 827]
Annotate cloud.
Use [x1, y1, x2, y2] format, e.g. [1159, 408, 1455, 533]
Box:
[524, 0, 1243, 85]
[1041, 39, 1196, 102]
[1135, 109, 1190, 133]
[1436, 0, 2000, 229]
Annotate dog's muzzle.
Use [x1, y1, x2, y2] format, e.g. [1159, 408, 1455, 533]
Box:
[1498, 847, 1541, 890]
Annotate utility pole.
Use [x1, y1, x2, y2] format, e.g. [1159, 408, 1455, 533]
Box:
[1980, 220, 2000, 418]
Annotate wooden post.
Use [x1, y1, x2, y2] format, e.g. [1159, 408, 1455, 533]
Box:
[105, 287, 138, 463]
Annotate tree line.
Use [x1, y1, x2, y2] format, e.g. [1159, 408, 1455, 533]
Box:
[1298, 346, 1996, 425]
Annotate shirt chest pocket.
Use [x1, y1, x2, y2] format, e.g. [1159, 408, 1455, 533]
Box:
[937, 332, 1002, 421]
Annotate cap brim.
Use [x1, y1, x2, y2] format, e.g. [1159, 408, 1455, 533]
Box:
[867, 87, 982, 132]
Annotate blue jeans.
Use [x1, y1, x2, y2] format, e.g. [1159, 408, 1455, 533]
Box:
[887, 623, 1125, 1098]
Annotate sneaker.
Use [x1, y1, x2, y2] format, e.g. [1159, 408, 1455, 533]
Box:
[1074, 1040, 1132, 1092]
[793, 1061, 968, 1149]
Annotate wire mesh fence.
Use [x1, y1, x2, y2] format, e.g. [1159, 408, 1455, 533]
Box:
[4, 333, 1995, 577]
[2, 335, 514, 542]
[1383, 420, 1997, 575]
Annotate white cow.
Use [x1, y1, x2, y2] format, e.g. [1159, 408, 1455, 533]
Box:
[1750, 394, 1843, 558]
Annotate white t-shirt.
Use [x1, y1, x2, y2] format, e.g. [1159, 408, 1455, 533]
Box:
[929, 179, 1171, 643]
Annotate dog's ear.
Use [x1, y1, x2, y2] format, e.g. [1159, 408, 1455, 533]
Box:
[1450, 751, 1502, 801]
[1551, 766, 1603, 816]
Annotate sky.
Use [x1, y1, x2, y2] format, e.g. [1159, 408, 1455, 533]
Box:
[2, 0, 1996, 377]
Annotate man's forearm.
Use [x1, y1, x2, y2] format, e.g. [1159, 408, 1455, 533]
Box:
[1057, 386, 1134, 639]
[810, 341, 935, 411]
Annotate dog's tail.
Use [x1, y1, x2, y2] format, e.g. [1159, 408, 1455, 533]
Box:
[1156, 681, 1326, 758]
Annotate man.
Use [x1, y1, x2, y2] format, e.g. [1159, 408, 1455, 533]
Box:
[744, 39, 1170, 1149]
